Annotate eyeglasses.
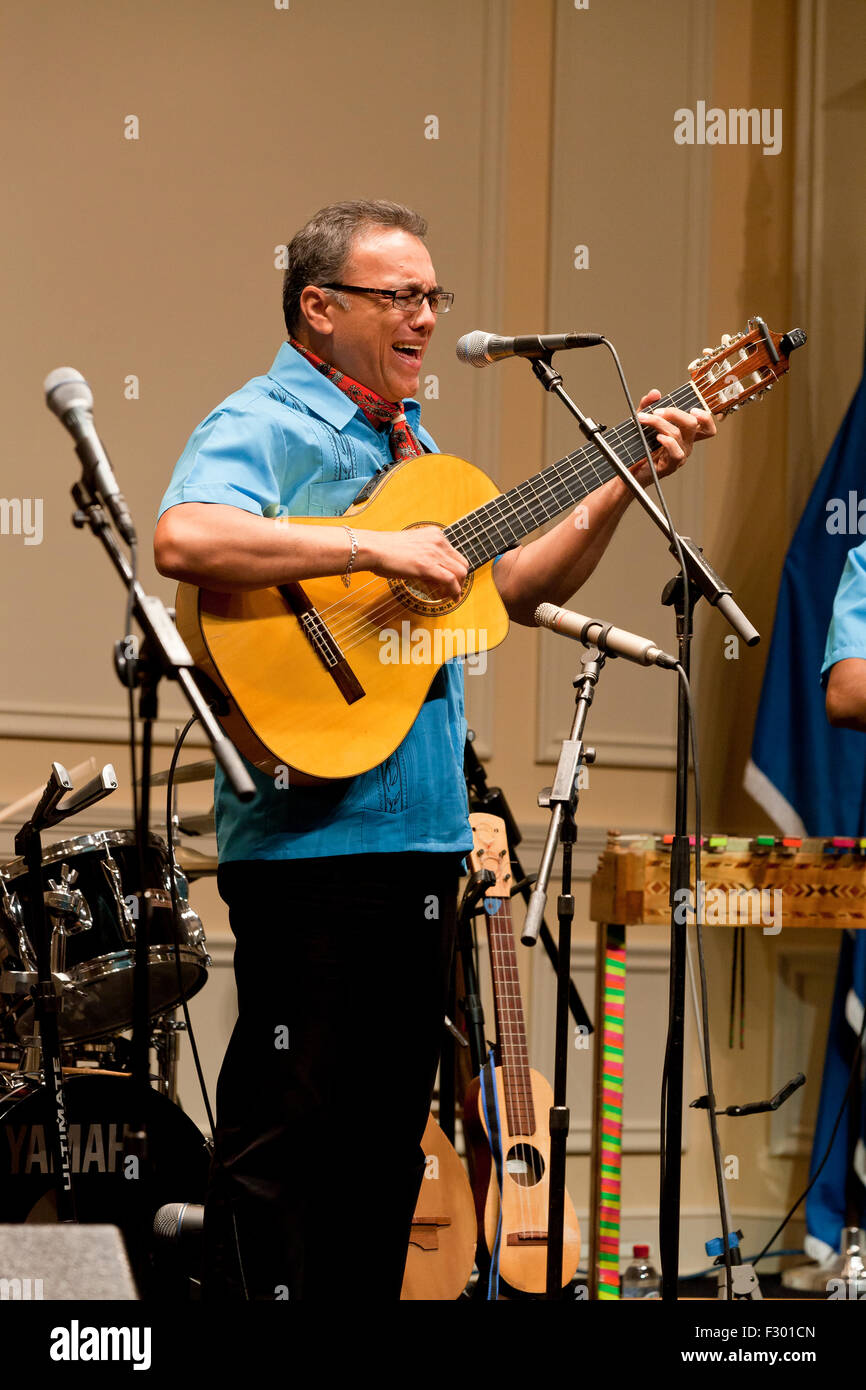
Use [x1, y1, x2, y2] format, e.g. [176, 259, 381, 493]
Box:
[321, 283, 454, 314]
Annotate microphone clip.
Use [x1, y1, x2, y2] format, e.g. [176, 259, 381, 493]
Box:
[690, 1072, 806, 1117]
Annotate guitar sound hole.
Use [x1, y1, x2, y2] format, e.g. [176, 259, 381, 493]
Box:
[505, 1144, 545, 1187]
[390, 574, 471, 616]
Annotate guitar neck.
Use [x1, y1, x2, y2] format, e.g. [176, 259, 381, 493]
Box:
[486, 895, 536, 1137]
[446, 379, 705, 569]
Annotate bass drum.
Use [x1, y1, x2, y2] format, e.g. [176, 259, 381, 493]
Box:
[0, 1073, 210, 1267]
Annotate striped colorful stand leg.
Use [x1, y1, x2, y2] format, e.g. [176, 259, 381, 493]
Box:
[589, 923, 626, 1300]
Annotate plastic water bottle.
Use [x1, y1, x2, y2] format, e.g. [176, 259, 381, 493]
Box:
[622, 1244, 661, 1298]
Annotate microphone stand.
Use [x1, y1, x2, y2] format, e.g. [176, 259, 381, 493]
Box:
[525, 643, 603, 1298]
[525, 354, 760, 1300]
[68, 474, 255, 1281]
[455, 867, 497, 1079]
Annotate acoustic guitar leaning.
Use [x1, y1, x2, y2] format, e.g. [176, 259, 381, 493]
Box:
[462, 813, 581, 1295]
[400, 1115, 476, 1301]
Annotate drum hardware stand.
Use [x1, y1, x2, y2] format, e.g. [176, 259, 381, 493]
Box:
[9, 760, 117, 1221]
[150, 1013, 185, 1103]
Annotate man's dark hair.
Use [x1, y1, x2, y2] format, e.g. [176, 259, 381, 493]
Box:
[282, 199, 428, 335]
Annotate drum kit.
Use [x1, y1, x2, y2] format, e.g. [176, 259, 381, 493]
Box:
[0, 754, 220, 1287]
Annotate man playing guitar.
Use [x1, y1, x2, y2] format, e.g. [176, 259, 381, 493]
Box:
[153, 198, 714, 1300]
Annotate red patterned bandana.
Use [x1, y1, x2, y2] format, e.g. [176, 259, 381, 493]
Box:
[289, 337, 424, 463]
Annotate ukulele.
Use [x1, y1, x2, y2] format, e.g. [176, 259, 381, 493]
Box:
[400, 1114, 476, 1301]
[462, 812, 581, 1294]
[176, 319, 805, 781]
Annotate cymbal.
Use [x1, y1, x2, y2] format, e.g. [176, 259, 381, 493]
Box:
[176, 810, 216, 837]
[173, 845, 220, 879]
[138, 759, 216, 788]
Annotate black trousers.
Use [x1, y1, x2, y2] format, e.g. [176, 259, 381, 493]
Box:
[203, 852, 460, 1301]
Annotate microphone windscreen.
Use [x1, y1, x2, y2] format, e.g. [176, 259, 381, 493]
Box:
[153, 1201, 205, 1242]
[44, 366, 92, 416]
[455, 331, 491, 368]
[534, 602, 558, 627]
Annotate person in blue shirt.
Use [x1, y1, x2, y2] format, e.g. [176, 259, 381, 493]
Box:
[825, 539, 866, 728]
[154, 198, 713, 1300]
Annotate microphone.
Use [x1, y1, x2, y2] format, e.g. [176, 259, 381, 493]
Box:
[153, 1202, 204, 1246]
[456, 330, 604, 368]
[534, 601, 679, 670]
[44, 367, 137, 545]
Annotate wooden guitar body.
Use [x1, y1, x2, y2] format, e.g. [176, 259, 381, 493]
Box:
[175, 452, 509, 782]
[400, 1115, 477, 1301]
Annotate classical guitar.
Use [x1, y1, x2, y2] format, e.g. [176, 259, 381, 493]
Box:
[400, 1114, 477, 1301]
[462, 812, 581, 1294]
[176, 319, 805, 781]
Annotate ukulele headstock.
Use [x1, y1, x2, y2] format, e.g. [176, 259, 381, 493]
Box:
[689, 317, 806, 419]
[468, 813, 512, 898]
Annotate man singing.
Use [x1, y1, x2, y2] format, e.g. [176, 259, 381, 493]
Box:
[154, 198, 714, 1299]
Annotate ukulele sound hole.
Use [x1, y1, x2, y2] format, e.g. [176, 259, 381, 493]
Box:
[505, 1144, 545, 1187]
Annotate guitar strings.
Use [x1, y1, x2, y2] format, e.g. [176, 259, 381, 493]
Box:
[315, 390, 708, 652]
[491, 903, 535, 1137]
[315, 377, 705, 624]
[317, 430, 640, 644]
[486, 891, 534, 1241]
[305, 372, 724, 655]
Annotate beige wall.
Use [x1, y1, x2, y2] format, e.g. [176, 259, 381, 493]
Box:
[2, 0, 865, 1275]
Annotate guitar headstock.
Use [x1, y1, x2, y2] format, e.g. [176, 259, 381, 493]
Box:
[689, 317, 806, 419]
[468, 813, 512, 898]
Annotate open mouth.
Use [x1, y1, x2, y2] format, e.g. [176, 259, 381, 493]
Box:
[392, 342, 424, 361]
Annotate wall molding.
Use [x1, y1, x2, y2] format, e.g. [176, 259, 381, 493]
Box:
[770, 940, 838, 1158]
[0, 700, 210, 749]
[536, 728, 678, 771]
[536, 0, 715, 770]
[536, 939, 679, 1155]
[1, 7, 513, 770]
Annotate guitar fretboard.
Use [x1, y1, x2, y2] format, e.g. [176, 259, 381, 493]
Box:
[446, 381, 705, 568]
[486, 897, 536, 1137]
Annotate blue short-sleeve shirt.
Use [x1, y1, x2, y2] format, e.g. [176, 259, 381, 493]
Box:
[159, 342, 475, 862]
[822, 538, 866, 681]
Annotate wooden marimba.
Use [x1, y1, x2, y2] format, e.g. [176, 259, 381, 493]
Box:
[587, 831, 866, 1299]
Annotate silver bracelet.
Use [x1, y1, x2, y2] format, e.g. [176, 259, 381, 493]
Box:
[341, 525, 358, 588]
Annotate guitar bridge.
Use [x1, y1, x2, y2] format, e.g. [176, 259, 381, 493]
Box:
[409, 1215, 452, 1251]
[278, 583, 365, 706]
[506, 1231, 548, 1245]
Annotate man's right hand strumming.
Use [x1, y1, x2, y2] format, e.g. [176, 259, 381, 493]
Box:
[154, 501, 468, 601]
